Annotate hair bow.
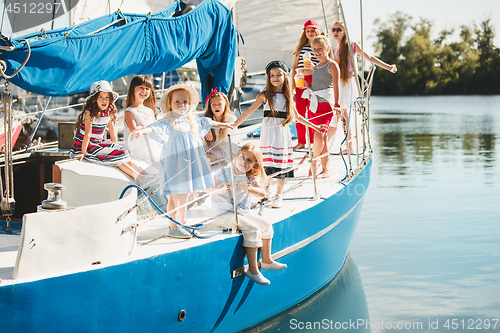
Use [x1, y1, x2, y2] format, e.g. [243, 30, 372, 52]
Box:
[204, 87, 219, 104]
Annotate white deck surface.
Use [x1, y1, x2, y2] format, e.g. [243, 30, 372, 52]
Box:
[0, 132, 369, 284]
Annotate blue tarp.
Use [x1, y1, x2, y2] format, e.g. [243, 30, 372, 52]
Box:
[0, 0, 236, 100]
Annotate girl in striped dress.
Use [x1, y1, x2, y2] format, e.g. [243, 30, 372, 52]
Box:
[235, 61, 325, 208]
[70, 81, 145, 182]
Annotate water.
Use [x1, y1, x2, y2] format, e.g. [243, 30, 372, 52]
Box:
[252, 96, 500, 332]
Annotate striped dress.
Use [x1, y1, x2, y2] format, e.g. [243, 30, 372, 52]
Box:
[70, 109, 130, 166]
[260, 93, 294, 179]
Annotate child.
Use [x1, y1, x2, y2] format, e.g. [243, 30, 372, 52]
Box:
[234, 60, 325, 208]
[123, 75, 162, 166]
[302, 35, 341, 178]
[208, 143, 287, 285]
[203, 89, 237, 164]
[70, 80, 146, 182]
[331, 21, 397, 154]
[130, 84, 233, 239]
[291, 19, 321, 150]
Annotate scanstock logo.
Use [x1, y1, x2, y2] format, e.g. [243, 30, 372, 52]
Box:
[4, 0, 80, 34]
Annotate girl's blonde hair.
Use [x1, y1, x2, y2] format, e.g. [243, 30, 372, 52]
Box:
[239, 143, 266, 184]
[162, 87, 199, 135]
[204, 92, 233, 143]
[293, 28, 320, 55]
[126, 75, 156, 111]
[332, 21, 350, 84]
[74, 92, 117, 131]
[262, 67, 294, 127]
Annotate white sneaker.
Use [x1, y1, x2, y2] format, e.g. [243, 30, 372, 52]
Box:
[245, 270, 270, 285]
[261, 261, 287, 270]
[270, 194, 282, 208]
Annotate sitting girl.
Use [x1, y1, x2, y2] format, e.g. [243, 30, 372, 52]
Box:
[208, 143, 287, 285]
[203, 89, 237, 165]
[70, 80, 145, 182]
[123, 75, 162, 166]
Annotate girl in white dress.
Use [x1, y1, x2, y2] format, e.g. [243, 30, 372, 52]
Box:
[235, 61, 325, 208]
[124, 75, 162, 166]
[203, 90, 237, 165]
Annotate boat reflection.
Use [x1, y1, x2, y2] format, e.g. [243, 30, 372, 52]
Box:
[243, 255, 371, 333]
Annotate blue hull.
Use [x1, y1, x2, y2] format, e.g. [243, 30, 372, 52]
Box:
[1, 160, 371, 333]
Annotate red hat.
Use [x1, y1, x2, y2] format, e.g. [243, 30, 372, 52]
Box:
[303, 20, 319, 30]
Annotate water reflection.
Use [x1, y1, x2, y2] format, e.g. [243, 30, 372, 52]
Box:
[245, 256, 371, 333]
[370, 96, 500, 186]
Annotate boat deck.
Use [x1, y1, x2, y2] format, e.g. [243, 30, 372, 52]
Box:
[0, 133, 368, 284]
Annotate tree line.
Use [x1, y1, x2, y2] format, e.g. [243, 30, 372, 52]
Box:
[370, 12, 500, 95]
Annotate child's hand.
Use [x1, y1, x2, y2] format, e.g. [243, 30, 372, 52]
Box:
[316, 124, 327, 134]
[130, 129, 143, 141]
[224, 123, 235, 129]
[205, 132, 213, 141]
[235, 181, 249, 191]
[74, 153, 85, 161]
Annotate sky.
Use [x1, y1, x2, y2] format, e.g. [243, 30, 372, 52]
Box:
[339, 0, 500, 55]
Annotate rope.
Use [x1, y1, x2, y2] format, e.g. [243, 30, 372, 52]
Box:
[0, 39, 31, 80]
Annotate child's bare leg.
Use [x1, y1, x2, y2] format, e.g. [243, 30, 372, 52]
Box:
[318, 135, 330, 178]
[246, 247, 259, 275]
[310, 131, 323, 176]
[127, 161, 146, 175]
[342, 110, 355, 154]
[261, 238, 273, 265]
[276, 178, 285, 195]
[167, 194, 176, 229]
[171, 193, 189, 225]
[117, 163, 141, 180]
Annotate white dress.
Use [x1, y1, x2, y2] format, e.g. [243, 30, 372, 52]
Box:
[203, 114, 237, 162]
[124, 107, 162, 165]
[260, 93, 294, 179]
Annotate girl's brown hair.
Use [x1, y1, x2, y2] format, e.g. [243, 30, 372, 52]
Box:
[204, 92, 233, 143]
[74, 92, 117, 131]
[239, 143, 266, 184]
[126, 75, 156, 111]
[293, 28, 320, 56]
[262, 67, 294, 127]
[332, 21, 350, 84]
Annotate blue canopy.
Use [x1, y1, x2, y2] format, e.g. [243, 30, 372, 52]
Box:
[0, 0, 236, 100]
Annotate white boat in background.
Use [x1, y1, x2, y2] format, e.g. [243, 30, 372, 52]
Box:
[0, 0, 375, 331]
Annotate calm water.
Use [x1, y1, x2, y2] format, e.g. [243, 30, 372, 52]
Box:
[253, 96, 500, 332]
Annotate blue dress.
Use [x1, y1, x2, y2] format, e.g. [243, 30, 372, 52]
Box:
[148, 115, 214, 195]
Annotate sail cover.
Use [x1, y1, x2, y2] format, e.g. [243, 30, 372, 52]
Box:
[0, 0, 236, 99]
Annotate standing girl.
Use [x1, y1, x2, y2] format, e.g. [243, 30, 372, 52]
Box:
[131, 84, 233, 239]
[203, 89, 237, 164]
[303, 35, 341, 178]
[123, 75, 162, 166]
[291, 19, 321, 150]
[331, 21, 397, 154]
[70, 80, 145, 182]
[208, 143, 287, 285]
[235, 60, 325, 208]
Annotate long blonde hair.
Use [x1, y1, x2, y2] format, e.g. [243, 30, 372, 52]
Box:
[126, 75, 156, 111]
[161, 88, 199, 135]
[293, 28, 320, 55]
[74, 92, 117, 131]
[333, 21, 350, 84]
[204, 92, 233, 143]
[239, 143, 266, 184]
[262, 67, 294, 127]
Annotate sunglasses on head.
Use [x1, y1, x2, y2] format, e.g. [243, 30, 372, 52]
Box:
[331, 28, 343, 33]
